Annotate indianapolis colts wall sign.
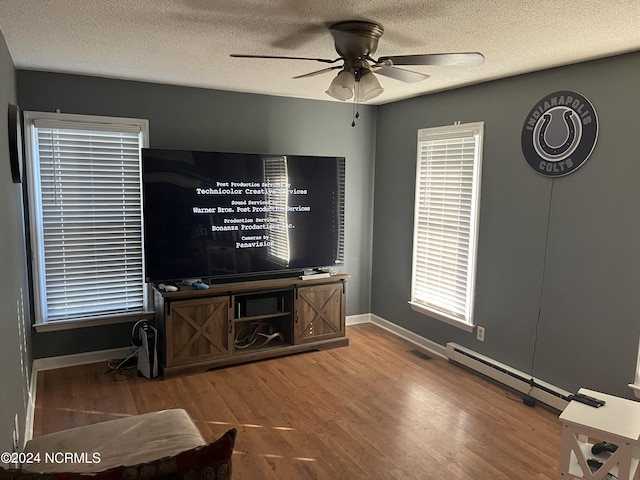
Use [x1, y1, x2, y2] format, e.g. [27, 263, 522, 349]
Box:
[521, 90, 598, 177]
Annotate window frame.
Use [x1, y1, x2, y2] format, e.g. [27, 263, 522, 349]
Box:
[629, 337, 640, 399]
[24, 111, 152, 331]
[409, 121, 484, 332]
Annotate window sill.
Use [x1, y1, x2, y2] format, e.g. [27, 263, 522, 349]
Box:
[408, 301, 474, 333]
[628, 384, 640, 399]
[33, 311, 154, 333]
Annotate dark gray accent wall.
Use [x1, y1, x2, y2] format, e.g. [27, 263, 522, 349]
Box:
[0, 31, 31, 461]
[17, 71, 376, 358]
[373, 51, 640, 398]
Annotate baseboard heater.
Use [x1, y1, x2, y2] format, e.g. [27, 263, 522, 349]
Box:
[445, 342, 571, 411]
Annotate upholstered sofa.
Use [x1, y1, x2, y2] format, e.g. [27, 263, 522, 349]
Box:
[0, 409, 236, 480]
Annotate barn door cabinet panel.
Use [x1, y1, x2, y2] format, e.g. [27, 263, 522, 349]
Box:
[294, 282, 346, 343]
[153, 273, 349, 377]
[164, 296, 232, 368]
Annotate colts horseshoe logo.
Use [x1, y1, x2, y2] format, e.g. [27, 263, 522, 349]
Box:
[521, 91, 598, 177]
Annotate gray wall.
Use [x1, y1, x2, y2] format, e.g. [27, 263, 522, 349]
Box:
[0, 30, 31, 461]
[373, 51, 640, 399]
[17, 71, 376, 358]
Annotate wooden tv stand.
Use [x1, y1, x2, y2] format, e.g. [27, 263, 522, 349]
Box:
[152, 273, 349, 378]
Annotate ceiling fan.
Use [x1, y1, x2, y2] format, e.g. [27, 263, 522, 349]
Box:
[231, 20, 485, 103]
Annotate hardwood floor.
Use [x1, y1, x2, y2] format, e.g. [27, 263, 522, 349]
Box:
[34, 323, 563, 479]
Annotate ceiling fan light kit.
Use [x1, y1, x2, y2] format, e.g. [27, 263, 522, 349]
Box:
[325, 67, 383, 102]
[356, 69, 383, 101]
[326, 69, 355, 100]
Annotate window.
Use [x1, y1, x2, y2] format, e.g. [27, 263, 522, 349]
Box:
[409, 122, 484, 330]
[336, 157, 346, 265]
[24, 112, 149, 327]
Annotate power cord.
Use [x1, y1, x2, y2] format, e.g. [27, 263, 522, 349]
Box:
[106, 349, 138, 371]
[105, 349, 138, 381]
[527, 178, 555, 399]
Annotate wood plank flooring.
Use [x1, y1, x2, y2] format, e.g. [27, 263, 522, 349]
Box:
[34, 323, 563, 479]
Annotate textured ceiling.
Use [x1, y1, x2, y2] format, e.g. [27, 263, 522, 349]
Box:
[1, 0, 639, 105]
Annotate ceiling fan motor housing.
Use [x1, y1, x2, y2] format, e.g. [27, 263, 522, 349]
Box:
[329, 20, 384, 75]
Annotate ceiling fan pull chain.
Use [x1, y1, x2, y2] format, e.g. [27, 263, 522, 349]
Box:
[352, 82, 359, 127]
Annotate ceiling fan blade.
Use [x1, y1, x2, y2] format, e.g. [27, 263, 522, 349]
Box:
[230, 54, 341, 64]
[377, 52, 485, 66]
[293, 65, 342, 79]
[374, 66, 429, 83]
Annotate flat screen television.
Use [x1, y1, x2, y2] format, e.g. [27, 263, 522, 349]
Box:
[142, 148, 345, 283]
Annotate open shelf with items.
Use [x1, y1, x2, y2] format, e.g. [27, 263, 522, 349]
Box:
[233, 320, 290, 353]
[233, 289, 294, 352]
[153, 273, 349, 377]
[564, 440, 638, 480]
[234, 289, 292, 321]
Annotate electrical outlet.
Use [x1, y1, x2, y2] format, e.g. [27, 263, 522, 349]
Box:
[476, 326, 485, 342]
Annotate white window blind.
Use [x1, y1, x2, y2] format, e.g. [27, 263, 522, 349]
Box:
[263, 156, 291, 265]
[410, 122, 484, 328]
[25, 112, 149, 324]
[337, 157, 346, 264]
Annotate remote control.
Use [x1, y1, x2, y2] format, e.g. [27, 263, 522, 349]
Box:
[577, 392, 606, 405]
[592, 441, 618, 455]
[587, 458, 603, 470]
[192, 281, 209, 290]
[158, 283, 178, 292]
[569, 393, 605, 408]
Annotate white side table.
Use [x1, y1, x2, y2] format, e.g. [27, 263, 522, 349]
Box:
[559, 388, 640, 480]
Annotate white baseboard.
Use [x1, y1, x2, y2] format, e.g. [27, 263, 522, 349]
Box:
[32, 347, 133, 372]
[24, 366, 37, 444]
[26, 346, 134, 443]
[347, 313, 448, 360]
[346, 313, 372, 325]
[445, 342, 570, 411]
